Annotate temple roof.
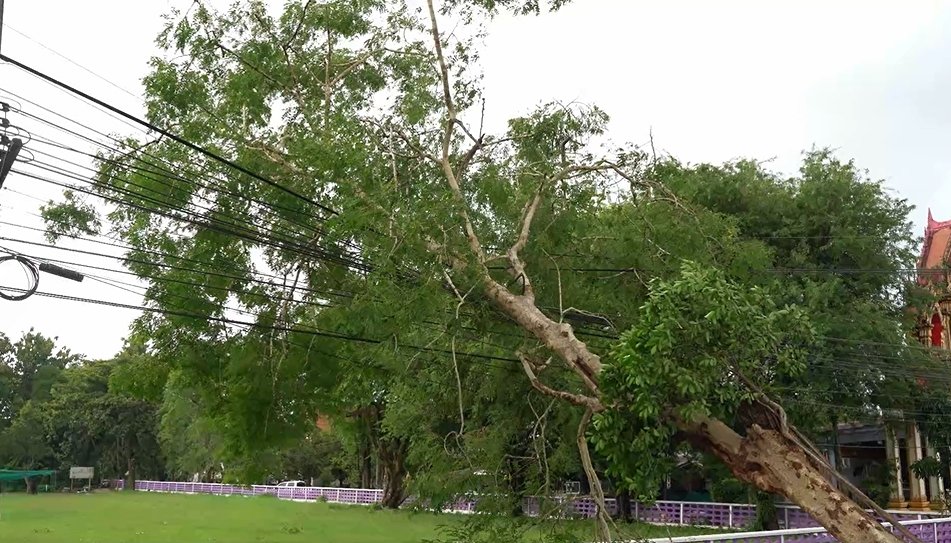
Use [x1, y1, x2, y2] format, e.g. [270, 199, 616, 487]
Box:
[919, 209, 951, 284]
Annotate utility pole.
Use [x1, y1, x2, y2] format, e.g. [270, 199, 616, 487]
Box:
[0, 0, 5, 55]
[0, 0, 21, 192]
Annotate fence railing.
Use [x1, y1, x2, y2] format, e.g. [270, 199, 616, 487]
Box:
[116, 480, 945, 530]
[646, 516, 951, 543]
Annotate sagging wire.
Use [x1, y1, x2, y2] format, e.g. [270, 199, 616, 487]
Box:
[0, 249, 84, 301]
[0, 253, 38, 300]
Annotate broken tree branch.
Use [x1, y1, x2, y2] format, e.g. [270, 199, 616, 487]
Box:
[519, 354, 602, 411]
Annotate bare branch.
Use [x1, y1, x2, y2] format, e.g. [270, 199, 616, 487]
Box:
[451, 337, 465, 438]
[519, 354, 602, 411]
[505, 183, 545, 300]
[366, 118, 440, 164]
[425, 0, 489, 268]
[577, 408, 614, 542]
[284, 0, 313, 51]
[504, 161, 614, 300]
[544, 249, 564, 322]
[454, 133, 484, 180]
[427, 238, 468, 272]
[426, 0, 455, 161]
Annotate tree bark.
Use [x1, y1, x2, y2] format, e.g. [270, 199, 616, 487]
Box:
[379, 437, 408, 509]
[753, 491, 779, 530]
[358, 436, 373, 489]
[679, 413, 901, 543]
[125, 454, 136, 492]
[504, 436, 530, 517]
[24, 477, 37, 494]
[483, 281, 601, 393]
[615, 490, 632, 523]
[831, 414, 842, 491]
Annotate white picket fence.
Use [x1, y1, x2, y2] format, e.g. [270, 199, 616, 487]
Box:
[118, 479, 951, 540]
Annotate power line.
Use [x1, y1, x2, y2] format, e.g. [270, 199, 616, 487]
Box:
[1, 208, 555, 348]
[0, 33, 354, 258]
[0, 232, 355, 303]
[11, 101, 335, 243]
[1, 96, 399, 280]
[3, 87, 310, 221]
[1, 23, 140, 100]
[0, 53, 340, 218]
[12, 163, 370, 273]
[0, 284, 520, 364]
[7, 108, 352, 264]
[19, 147, 358, 270]
[0, 226, 532, 353]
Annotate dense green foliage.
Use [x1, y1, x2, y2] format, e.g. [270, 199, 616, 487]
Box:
[26, 0, 951, 540]
[0, 331, 348, 489]
[593, 263, 814, 499]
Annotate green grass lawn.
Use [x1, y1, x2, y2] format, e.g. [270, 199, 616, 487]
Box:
[0, 491, 718, 542]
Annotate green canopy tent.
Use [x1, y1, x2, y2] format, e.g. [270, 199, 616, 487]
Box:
[0, 469, 57, 520]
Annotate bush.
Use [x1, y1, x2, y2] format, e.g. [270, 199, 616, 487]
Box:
[709, 477, 747, 503]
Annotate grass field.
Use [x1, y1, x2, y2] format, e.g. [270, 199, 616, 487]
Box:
[0, 492, 718, 542]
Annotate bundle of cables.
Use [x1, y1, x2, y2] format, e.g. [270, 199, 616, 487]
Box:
[0, 253, 39, 301]
[0, 254, 83, 301]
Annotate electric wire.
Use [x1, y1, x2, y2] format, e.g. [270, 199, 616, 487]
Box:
[14, 104, 335, 244]
[0, 284, 520, 364]
[0, 253, 38, 300]
[13, 162, 371, 273]
[1, 23, 141, 100]
[0, 54, 340, 218]
[8, 117, 363, 270]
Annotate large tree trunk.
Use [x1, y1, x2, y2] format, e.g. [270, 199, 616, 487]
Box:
[681, 413, 901, 543]
[24, 477, 37, 494]
[482, 278, 903, 542]
[359, 438, 373, 489]
[752, 491, 779, 530]
[355, 403, 381, 489]
[615, 489, 632, 523]
[124, 454, 136, 492]
[830, 414, 842, 490]
[379, 437, 408, 509]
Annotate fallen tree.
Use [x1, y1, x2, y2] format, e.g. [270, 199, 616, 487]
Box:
[35, 1, 928, 540]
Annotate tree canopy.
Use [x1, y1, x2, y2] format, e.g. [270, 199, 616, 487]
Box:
[27, 1, 951, 541]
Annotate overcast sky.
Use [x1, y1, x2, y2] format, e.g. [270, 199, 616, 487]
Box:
[0, 0, 949, 359]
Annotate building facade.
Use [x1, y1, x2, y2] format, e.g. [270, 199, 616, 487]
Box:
[826, 210, 951, 511]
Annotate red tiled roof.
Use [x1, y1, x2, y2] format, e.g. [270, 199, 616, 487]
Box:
[918, 209, 951, 284]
